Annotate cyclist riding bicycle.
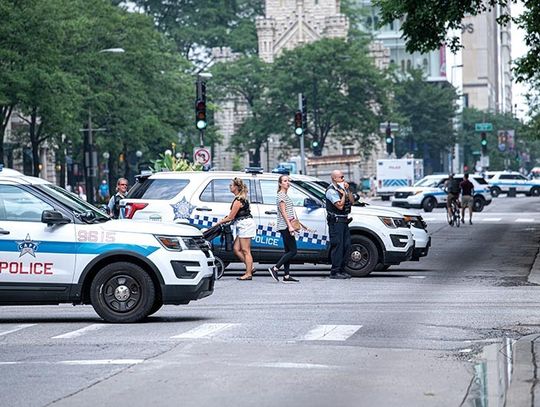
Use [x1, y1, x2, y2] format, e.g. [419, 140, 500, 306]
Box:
[445, 174, 461, 225]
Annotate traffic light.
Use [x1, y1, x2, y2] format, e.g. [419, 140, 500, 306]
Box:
[312, 140, 321, 156]
[385, 124, 393, 155]
[294, 110, 303, 136]
[480, 132, 488, 154]
[195, 99, 207, 130]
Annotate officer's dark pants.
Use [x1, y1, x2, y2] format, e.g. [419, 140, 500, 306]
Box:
[328, 220, 351, 275]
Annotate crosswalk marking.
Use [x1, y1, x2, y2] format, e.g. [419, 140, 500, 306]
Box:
[60, 359, 143, 366]
[300, 325, 362, 341]
[515, 218, 535, 223]
[170, 323, 239, 339]
[481, 218, 502, 222]
[52, 324, 109, 339]
[0, 324, 36, 337]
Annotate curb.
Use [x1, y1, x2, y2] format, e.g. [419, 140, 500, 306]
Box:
[527, 246, 540, 285]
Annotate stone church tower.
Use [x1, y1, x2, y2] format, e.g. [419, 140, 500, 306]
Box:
[256, 0, 349, 63]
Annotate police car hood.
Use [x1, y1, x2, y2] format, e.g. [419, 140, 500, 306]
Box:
[103, 219, 202, 237]
[394, 186, 441, 194]
[350, 205, 407, 218]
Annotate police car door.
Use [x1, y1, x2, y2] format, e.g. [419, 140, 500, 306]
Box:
[0, 184, 76, 302]
[257, 179, 328, 261]
[514, 174, 528, 192]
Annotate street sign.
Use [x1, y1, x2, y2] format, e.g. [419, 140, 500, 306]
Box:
[379, 122, 399, 133]
[475, 123, 493, 132]
[193, 147, 211, 165]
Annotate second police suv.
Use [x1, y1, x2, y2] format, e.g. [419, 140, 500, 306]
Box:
[120, 169, 430, 277]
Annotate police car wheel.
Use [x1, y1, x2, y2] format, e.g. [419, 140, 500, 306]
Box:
[473, 197, 484, 212]
[422, 197, 436, 212]
[90, 262, 156, 323]
[148, 299, 163, 317]
[345, 235, 378, 277]
[374, 263, 390, 271]
[531, 187, 540, 197]
[491, 187, 501, 197]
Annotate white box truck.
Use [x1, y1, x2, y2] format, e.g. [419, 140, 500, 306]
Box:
[376, 159, 423, 201]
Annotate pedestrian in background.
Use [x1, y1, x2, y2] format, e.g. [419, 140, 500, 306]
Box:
[216, 177, 256, 281]
[460, 173, 475, 225]
[325, 170, 354, 279]
[98, 180, 110, 203]
[108, 178, 128, 219]
[268, 175, 299, 283]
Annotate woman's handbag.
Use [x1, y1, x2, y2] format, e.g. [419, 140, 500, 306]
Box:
[290, 218, 302, 231]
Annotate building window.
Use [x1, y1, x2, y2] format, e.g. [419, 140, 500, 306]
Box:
[343, 146, 354, 155]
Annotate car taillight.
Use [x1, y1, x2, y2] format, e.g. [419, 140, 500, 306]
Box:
[124, 203, 148, 219]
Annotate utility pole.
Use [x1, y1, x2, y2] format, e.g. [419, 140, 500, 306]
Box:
[298, 93, 306, 175]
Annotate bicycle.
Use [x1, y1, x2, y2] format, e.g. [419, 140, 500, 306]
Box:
[446, 198, 461, 227]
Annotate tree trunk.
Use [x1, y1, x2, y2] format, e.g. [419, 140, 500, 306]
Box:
[29, 108, 41, 177]
[0, 105, 14, 165]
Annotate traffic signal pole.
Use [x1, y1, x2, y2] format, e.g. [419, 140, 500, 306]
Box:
[298, 93, 306, 175]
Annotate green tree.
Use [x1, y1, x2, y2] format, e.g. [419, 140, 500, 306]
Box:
[393, 69, 458, 165]
[211, 55, 272, 165]
[374, 0, 540, 83]
[266, 38, 390, 157]
[120, 0, 264, 63]
[460, 107, 527, 171]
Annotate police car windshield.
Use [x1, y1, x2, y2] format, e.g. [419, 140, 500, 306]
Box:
[36, 184, 110, 222]
[413, 178, 441, 188]
[292, 180, 326, 201]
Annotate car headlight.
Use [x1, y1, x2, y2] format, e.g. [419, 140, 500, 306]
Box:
[379, 217, 408, 228]
[182, 237, 201, 250]
[155, 235, 183, 251]
[414, 190, 423, 195]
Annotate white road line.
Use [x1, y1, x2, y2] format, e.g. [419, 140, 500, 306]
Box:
[0, 324, 36, 337]
[300, 325, 362, 341]
[422, 218, 436, 221]
[255, 362, 333, 369]
[52, 324, 109, 339]
[170, 323, 239, 339]
[480, 218, 502, 222]
[515, 218, 535, 223]
[60, 359, 143, 366]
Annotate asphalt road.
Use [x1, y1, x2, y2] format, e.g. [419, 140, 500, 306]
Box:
[2, 195, 540, 406]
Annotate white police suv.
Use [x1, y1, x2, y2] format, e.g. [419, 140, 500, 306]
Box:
[0, 168, 214, 323]
[391, 174, 492, 212]
[289, 174, 430, 266]
[120, 169, 415, 277]
[485, 171, 540, 197]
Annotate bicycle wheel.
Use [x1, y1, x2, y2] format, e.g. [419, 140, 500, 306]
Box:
[453, 206, 461, 227]
[446, 209, 453, 226]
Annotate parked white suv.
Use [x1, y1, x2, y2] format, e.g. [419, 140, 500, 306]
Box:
[0, 169, 215, 323]
[485, 171, 540, 197]
[391, 174, 492, 212]
[121, 169, 415, 277]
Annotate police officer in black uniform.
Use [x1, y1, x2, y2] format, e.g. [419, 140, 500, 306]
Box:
[325, 170, 354, 279]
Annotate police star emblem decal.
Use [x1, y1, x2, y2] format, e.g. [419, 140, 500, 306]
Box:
[17, 234, 40, 258]
[170, 196, 195, 220]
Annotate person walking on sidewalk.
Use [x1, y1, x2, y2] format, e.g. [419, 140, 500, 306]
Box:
[325, 170, 354, 279]
[215, 177, 256, 281]
[460, 173, 475, 225]
[268, 175, 299, 283]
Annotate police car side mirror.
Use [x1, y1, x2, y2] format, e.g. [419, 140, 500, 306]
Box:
[41, 210, 71, 226]
[304, 197, 321, 208]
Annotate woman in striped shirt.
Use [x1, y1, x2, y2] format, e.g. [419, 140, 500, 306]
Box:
[267, 175, 299, 283]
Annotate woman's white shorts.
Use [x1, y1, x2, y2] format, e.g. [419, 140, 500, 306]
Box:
[234, 217, 256, 238]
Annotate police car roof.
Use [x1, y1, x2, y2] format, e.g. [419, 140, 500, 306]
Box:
[0, 168, 50, 185]
[147, 170, 281, 179]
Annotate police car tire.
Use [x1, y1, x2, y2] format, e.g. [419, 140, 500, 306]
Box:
[422, 197, 436, 212]
[90, 262, 156, 323]
[345, 235, 378, 277]
[473, 197, 484, 212]
[531, 187, 540, 197]
[491, 187, 501, 197]
[148, 300, 163, 317]
[374, 263, 390, 271]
